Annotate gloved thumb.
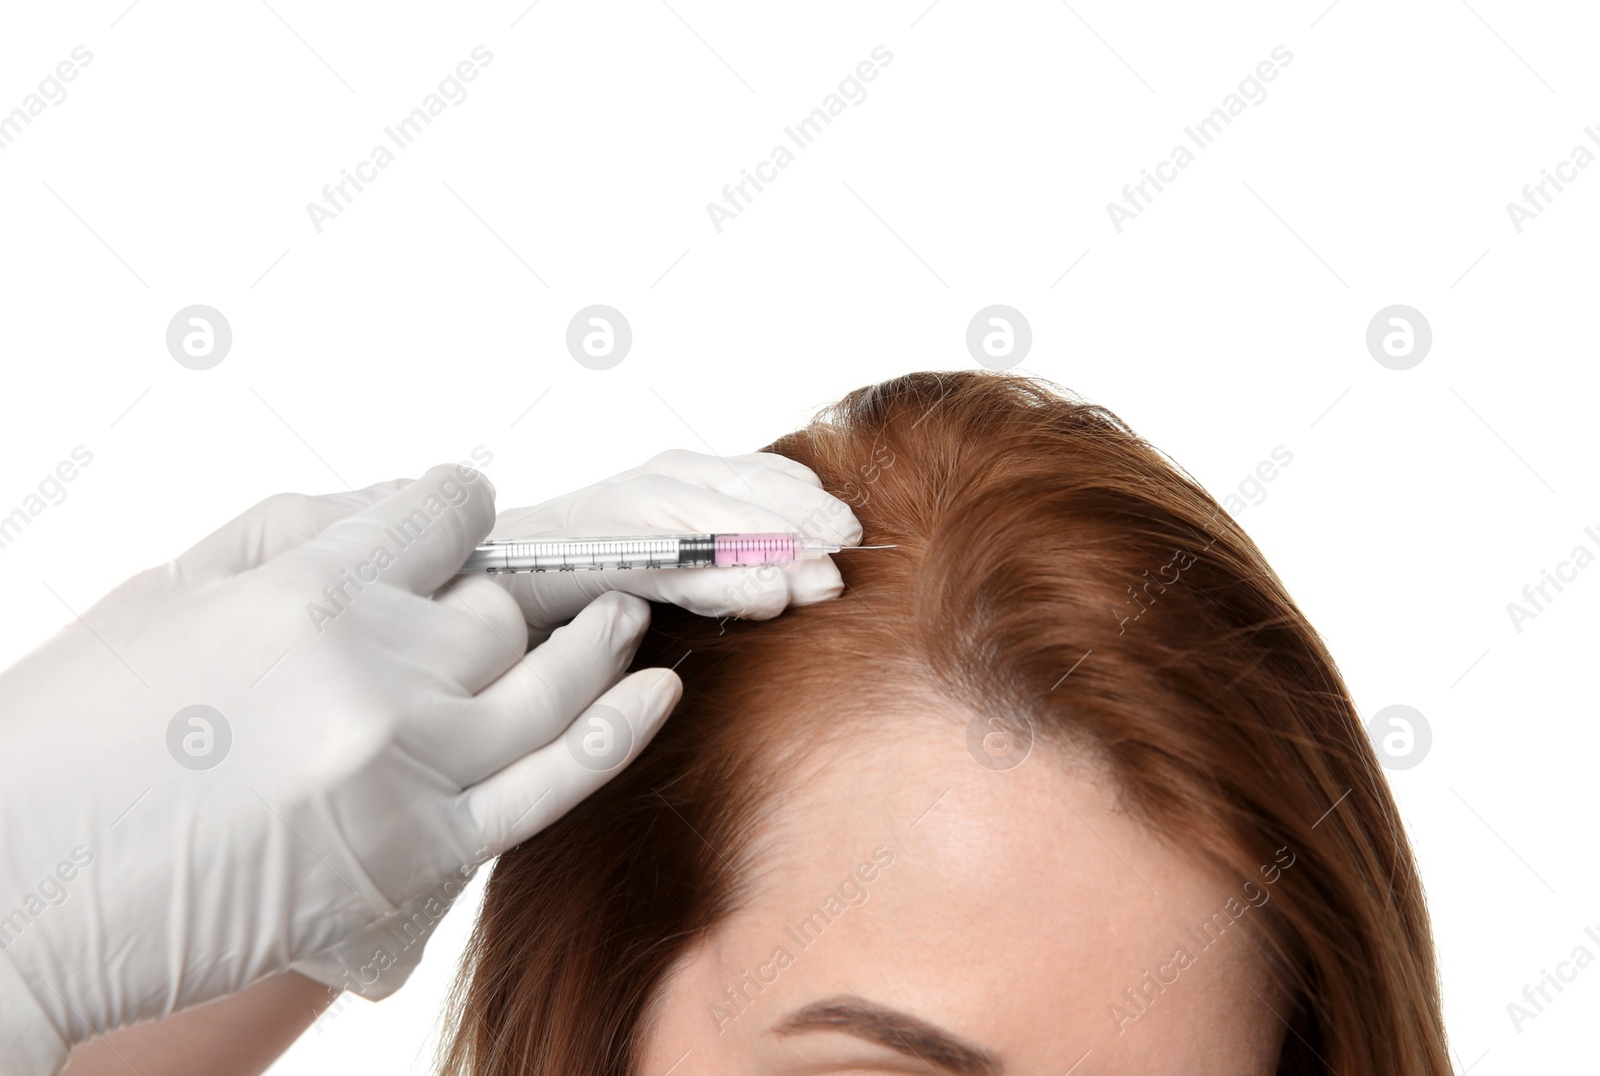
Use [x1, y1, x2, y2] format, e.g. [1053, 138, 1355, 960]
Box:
[277, 464, 496, 597]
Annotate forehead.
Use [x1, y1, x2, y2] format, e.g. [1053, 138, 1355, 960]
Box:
[640, 710, 1286, 1074]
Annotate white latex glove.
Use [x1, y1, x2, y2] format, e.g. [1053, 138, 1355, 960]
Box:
[489, 449, 864, 633]
[0, 465, 680, 1074]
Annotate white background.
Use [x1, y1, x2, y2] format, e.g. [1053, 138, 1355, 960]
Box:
[1, 0, 1596, 1071]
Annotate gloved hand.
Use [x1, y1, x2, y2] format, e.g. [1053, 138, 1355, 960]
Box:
[489, 449, 864, 634]
[292, 448, 867, 1000]
[0, 465, 680, 1074]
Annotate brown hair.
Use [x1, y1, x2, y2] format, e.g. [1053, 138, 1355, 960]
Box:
[440, 371, 1450, 1075]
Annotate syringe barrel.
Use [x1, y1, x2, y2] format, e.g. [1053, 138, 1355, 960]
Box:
[459, 534, 717, 573]
[458, 532, 812, 573]
[712, 532, 799, 566]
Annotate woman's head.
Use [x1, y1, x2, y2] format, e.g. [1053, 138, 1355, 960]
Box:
[442, 372, 1449, 1074]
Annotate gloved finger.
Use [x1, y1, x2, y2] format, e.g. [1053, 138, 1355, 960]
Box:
[418, 591, 649, 787]
[174, 479, 412, 581]
[600, 449, 862, 545]
[281, 464, 496, 597]
[727, 450, 824, 488]
[301, 583, 527, 702]
[428, 575, 531, 693]
[461, 664, 681, 854]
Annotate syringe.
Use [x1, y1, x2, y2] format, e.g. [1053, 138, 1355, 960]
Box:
[457, 532, 894, 574]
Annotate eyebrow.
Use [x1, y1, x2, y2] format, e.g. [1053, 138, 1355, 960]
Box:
[773, 995, 1004, 1075]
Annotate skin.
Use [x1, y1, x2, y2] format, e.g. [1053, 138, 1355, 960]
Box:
[61, 971, 331, 1075]
[634, 712, 1290, 1076]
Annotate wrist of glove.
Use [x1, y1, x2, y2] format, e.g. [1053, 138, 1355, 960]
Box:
[0, 952, 70, 1076]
